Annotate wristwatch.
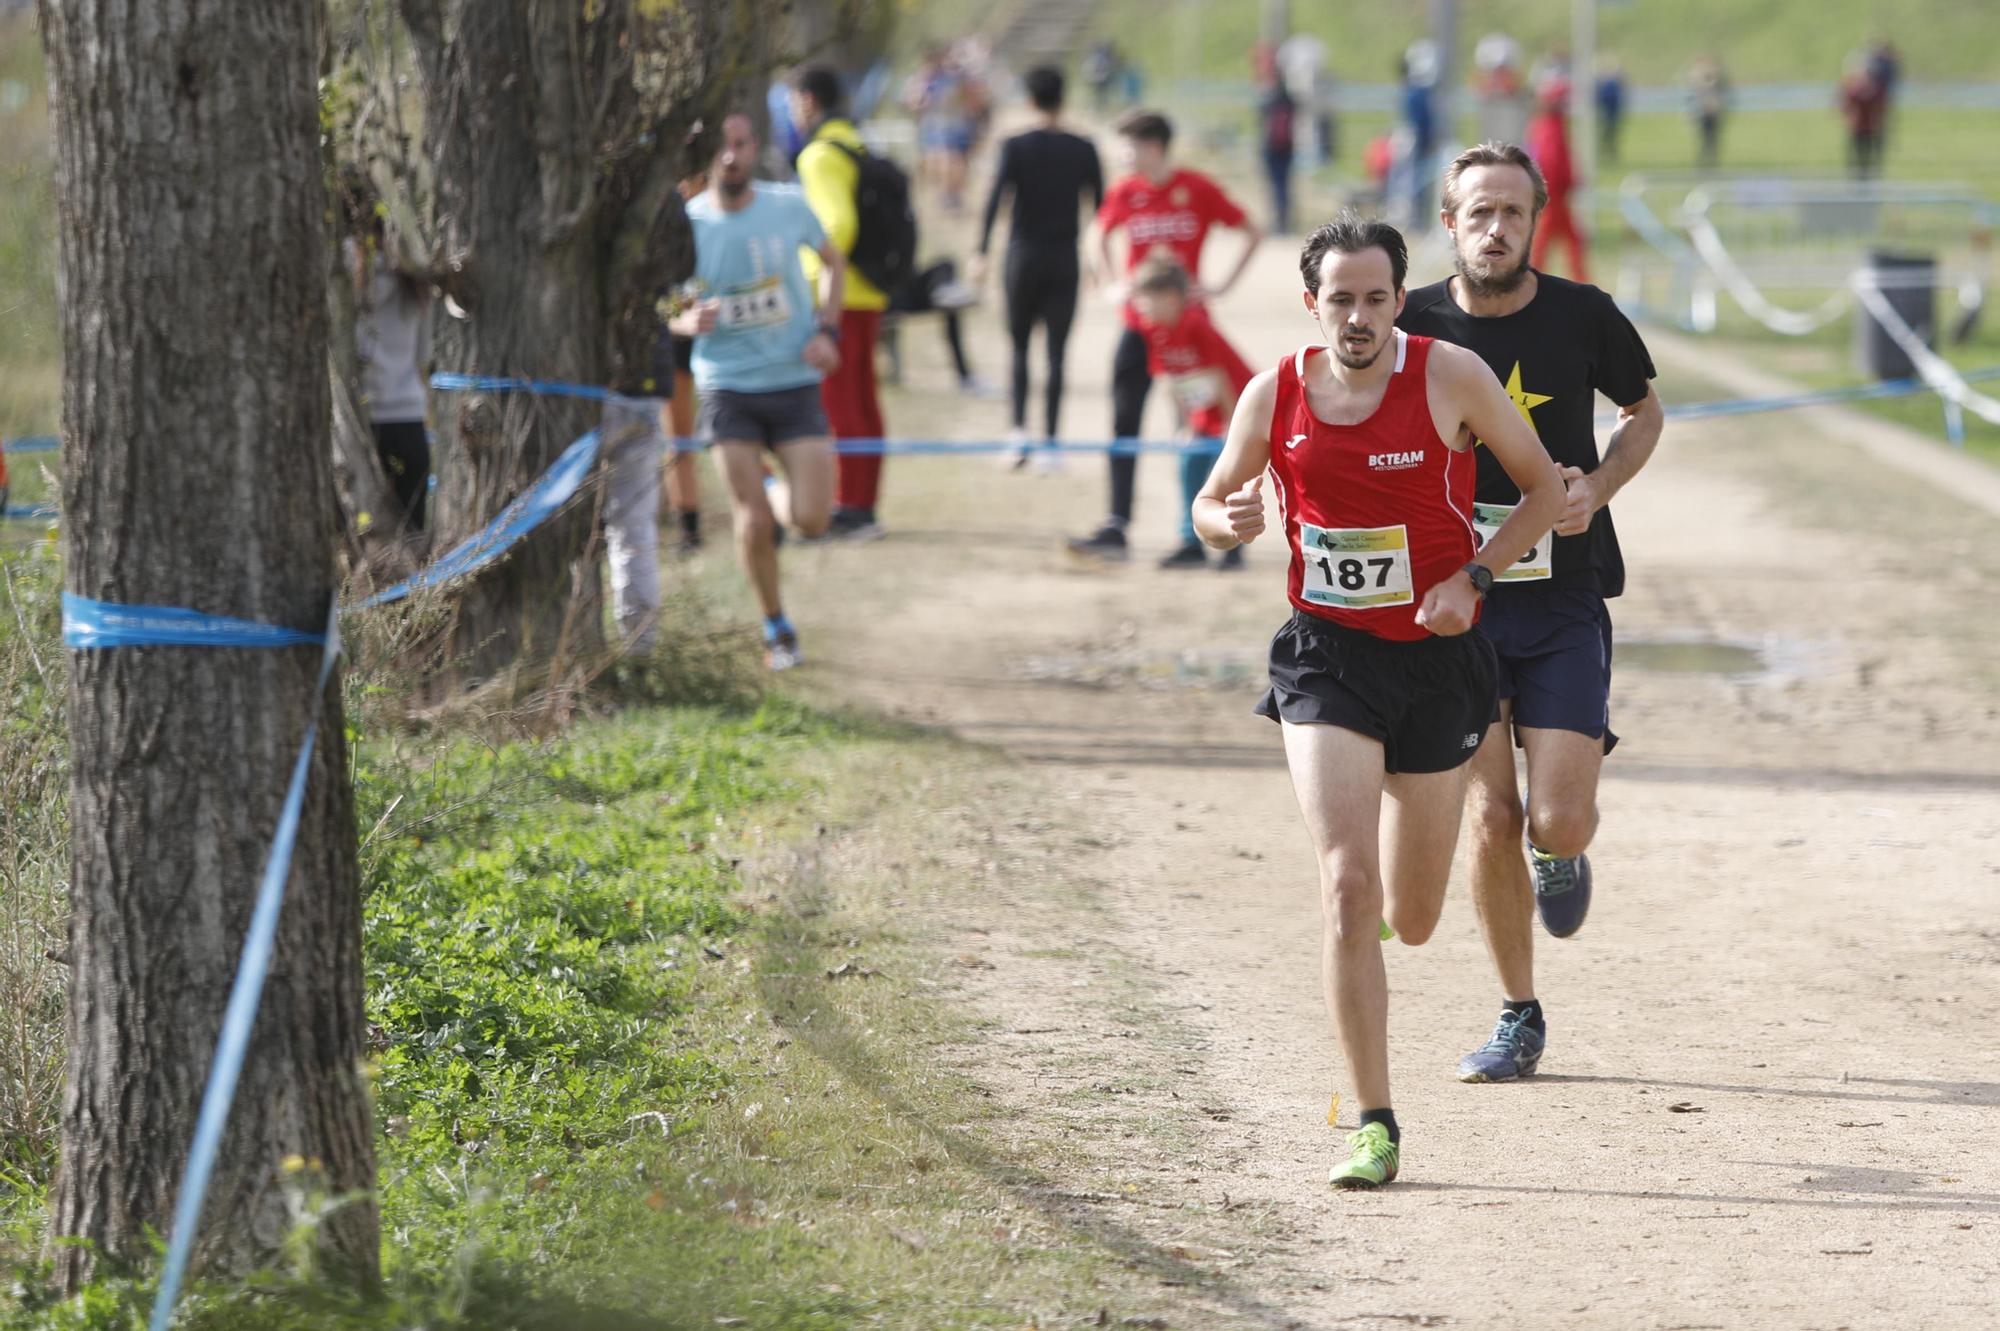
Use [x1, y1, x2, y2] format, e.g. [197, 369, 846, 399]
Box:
[1461, 561, 1495, 596]
[814, 322, 841, 344]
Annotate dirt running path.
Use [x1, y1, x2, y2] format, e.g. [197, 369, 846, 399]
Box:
[780, 230, 2000, 1329]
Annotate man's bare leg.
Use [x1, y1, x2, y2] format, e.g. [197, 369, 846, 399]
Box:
[1458, 712, 1607, 1081]
[1465, 703, 1535, 1002]
[1280, 721, 1391, 1111]
[1518, 724, 1604, 859]
[714, 441, 783, 617]
[1379, 762, 1474, 947]
[770, 435, 834, 538]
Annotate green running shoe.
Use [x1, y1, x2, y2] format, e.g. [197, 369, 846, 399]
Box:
[1329, 1121, 1400, 1190]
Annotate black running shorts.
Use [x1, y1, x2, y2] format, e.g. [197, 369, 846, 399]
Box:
[698, 384, 828, 450]
[1255, 611, 1498, 774]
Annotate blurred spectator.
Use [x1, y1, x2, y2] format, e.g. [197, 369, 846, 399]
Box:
[1251, 39, 1278, 87]
[1277, 31, 1336, 165]
[1839, 52, 1888, 179]
[1084, 41, 1123, 112]
[342, 206, 431, 533]
[905, 44, 987, 214]
[1867, 38, 1900, 146]
[1472, 31, 1530, 148]
[1259, 76, 1298, 234]
[1398, 42, 1440, 227]
[1596, 58, 1626, 164]
[1687, 53, 1730, 170]
[767, 79, 804, 170]
[1526, 78, 1589, 282]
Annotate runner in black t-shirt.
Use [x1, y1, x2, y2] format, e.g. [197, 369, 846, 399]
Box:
[1396, 141, 1664, 1086]
[975, 66, 1104, 468]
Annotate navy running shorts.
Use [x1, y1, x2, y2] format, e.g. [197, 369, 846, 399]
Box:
[1256, 611, 1498, 775]
[1477, 582, 1619, 753]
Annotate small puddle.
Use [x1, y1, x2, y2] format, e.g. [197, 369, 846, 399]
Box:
[1619, 639, 1767, 678]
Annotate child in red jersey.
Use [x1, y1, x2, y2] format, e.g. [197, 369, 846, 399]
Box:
[1129, 253, 1256, 570]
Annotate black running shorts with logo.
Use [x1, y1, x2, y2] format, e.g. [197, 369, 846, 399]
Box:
[697, 384, 829, 450]
[1255, 611, 1499, 774]
[1478, 582, 1619, 753]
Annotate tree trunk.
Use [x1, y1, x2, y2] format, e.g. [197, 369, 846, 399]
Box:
[406, 1, 608, 683]
[41, 0, 378, 1292]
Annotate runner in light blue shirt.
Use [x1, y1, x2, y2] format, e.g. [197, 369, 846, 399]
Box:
[670, 113, 846, 673]
[685, 176, 833, 394]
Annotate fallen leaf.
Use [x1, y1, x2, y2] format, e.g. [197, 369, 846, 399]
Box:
[643, 1189, 666, 1211]
[825, 961, 878, 979]
[1667, 1102, 1705, 1114]
[526, 1172, 552, 1194]
[888, 1227, 927, 1251]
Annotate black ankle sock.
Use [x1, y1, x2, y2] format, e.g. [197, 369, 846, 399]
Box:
[1359, 1107, 1400, 1145]
[678, 508, 700, 538]
[1504, 998, 1545, 1031]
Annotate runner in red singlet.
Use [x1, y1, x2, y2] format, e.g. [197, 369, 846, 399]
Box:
[1191, 215, 1563, 1189]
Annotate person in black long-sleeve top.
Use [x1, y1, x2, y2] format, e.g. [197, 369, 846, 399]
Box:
[975, 65, 1104, 467]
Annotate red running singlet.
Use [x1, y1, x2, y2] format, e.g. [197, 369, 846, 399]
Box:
[1265, 332, 1478, 642]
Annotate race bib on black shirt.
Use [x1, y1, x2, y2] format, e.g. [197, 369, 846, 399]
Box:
[1397, 273, 1654, 598]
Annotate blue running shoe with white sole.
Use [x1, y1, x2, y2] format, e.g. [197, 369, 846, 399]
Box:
[1532, 847, 1592, 938]
[1456, 1011, 1546, 1083]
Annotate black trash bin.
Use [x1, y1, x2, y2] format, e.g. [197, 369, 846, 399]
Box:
[1854, 251, 1935, 380]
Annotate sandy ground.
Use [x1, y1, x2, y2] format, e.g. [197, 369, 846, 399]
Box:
[755, 209, 2000, 1330]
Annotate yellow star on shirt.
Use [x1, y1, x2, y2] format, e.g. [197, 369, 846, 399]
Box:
[1504, 361, 1553, 429]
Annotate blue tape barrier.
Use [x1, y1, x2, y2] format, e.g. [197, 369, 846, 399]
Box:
[1643, 366, 2000, 425]
[734, 437, 1210, 457]
[349, 428, 601, 609]
[2, 434, 59, 454]
[427, 372, 650, 404]
[4, 503, 57, 522]
[61, 593, 330, 650]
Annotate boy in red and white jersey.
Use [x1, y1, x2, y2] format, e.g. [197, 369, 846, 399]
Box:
[1128, 253, 1255, 570]
[1192, 215, 1562, 1189]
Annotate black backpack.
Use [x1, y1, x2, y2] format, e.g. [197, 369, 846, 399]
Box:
[830, 140, 918, 295]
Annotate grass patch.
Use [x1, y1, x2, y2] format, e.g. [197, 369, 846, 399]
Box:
[0, 12, 59, 447]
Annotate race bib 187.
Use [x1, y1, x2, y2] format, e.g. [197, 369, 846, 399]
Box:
[1471, 502, 1554, 581]
[718, 277, 791, 330]
[1299, 522, 1413, 608]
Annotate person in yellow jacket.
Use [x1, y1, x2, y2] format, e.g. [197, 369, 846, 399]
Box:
[793, 66, 891, 540]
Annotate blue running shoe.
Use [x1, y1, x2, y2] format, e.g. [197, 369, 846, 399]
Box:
[1456, 1011, 1546, 1083]
[1532, 847, 1592, 938]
